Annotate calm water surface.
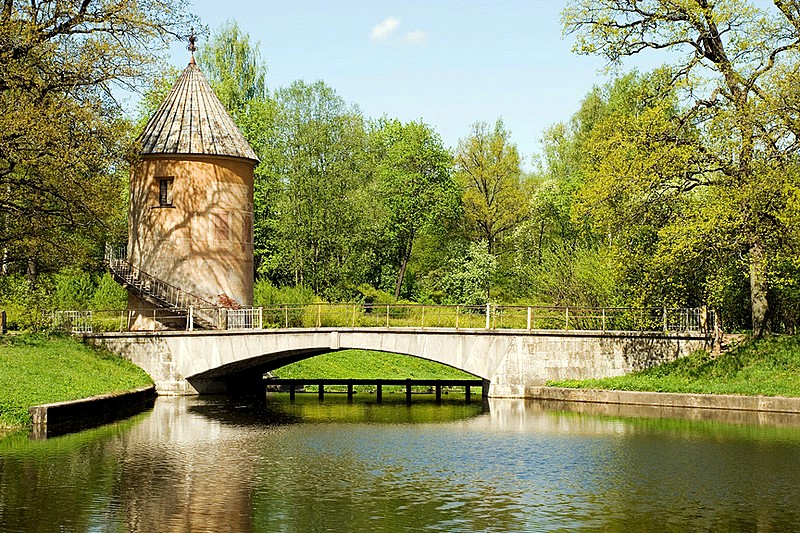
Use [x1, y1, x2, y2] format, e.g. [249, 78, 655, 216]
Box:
[2, 394, 800, 532]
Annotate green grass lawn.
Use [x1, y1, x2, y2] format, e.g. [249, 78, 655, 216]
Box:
[0, 334, 153, 429]
[548, 334, 800, 397]
[272, 349, 476, 393]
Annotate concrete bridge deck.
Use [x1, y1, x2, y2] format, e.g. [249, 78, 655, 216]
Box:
[85, 326, 709, 399]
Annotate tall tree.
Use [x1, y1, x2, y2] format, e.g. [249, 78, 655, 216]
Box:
[196, 22, 278, 278]
[563, 0, 800, 335]
[0, 0, 196, 275]
[370, 119, 460, 299]
[454, 120, 526, 255]
[196, 20, 268, 122]
[262, 80, 372, 297]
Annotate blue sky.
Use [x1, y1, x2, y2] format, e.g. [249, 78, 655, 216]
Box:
[165, 1, 639, 170]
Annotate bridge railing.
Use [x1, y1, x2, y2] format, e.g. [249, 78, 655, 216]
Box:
[50, 307, 266, 333]
[55, 304, 715, 335]
[259, 303, 716, 335]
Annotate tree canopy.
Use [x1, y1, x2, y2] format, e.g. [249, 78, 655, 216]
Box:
[0, 0, 196, 275]
[563, 0, 800, 334]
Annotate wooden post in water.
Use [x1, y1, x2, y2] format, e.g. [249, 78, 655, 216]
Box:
[318, 381, 324, 401]
[347, 380, 354, 402]
[406, 378, 412, 404]
[465, 385, 471, 404]
[289, 383, 296, 401]
[435, 384, 442, 403]
[376, 381, 383, 403]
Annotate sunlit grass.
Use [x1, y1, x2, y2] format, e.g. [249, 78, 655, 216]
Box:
[272, 349, 476, 393]
[0, 334, 153, 429]
[549, 335, 800, 397]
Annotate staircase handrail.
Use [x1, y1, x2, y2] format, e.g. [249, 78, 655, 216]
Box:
[104, 244, 221, 328]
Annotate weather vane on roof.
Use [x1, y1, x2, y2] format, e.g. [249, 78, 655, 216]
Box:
[187, 28, 197, 56]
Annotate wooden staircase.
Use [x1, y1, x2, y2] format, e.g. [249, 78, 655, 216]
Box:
[104, 244, 220, 329]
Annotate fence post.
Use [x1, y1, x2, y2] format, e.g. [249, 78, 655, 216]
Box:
[527, 307, 532, 331]
[421, 305, 425, 328]
[284, 305, 289, 328]
[352, 304, 357, 328]
[386, 304, 390, 328]
[485, 303, 491, 330]
[602, 308, 606, 333]
[663, 306, 668, 332]
[456, 305, 460, 329]
[317, 304, 321, 328]
[258, 307, 263, 329]
[188, 306, 194, 331]
[565, 307, 569, 331]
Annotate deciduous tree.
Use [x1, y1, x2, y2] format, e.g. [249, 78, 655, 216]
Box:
[454, 120, 527, 256]
[563, 0, 800, 335]
[370, 119, 460, 299]
[0, 0, 196, 275]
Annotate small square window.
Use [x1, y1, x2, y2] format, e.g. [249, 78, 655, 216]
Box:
[159, 178, 174, 207]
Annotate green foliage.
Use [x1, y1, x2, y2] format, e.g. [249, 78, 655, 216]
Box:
[0, 0, 196, 276]
[562, 0, 800, 334]
[91, 273, 128, 310]
[0, 334, 152, 429]
[258, 80, 374, 298]
[549, 335, 800, 397]
[197, 20, 268, 119]
[424, 241, 498, 305]
[370, 118, 461, 299]
[455, 119, 527, 256]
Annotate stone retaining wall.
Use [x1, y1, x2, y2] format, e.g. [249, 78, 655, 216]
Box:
[29, 385, 156, 439]
[530, 387, 800, 414]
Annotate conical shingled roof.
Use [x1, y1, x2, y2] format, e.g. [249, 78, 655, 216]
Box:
[139, 60, 259, 163]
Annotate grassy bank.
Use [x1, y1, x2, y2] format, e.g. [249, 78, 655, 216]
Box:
[273, 349, 475, 392]
[549, 334, 800, 397]
[0, 334, 153, 430]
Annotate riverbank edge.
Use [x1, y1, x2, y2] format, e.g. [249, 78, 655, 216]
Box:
[28, 385, 156, 439]
[527, 387, 800, 414]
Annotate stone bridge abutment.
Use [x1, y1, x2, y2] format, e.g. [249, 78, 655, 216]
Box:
[85, 328, 708, 398]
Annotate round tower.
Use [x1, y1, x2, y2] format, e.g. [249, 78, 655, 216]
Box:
[128, 57, 258, 329]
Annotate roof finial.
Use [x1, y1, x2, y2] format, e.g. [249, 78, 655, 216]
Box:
[187, 28, 197, 64]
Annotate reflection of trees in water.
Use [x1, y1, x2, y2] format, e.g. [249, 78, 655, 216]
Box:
[0, 417, 142, 532]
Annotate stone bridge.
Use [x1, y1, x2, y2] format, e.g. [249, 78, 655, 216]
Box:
[86, 327, 709, 398]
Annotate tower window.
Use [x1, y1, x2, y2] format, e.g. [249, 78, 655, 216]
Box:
[159, 178, 174, 207]
[214, 212, 230, 241]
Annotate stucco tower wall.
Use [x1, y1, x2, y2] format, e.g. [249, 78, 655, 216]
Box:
[129, 154, 255, 308]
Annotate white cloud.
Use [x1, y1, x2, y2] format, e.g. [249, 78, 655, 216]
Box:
[403, 30, 427, 45]
[371, 18, 400, 41]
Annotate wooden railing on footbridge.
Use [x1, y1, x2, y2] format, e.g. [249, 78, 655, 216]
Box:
[56, 302, 716, 336]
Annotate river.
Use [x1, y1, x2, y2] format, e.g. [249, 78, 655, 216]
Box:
[2, 394, 800, 532]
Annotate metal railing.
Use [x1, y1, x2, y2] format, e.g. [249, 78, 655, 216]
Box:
[258, 303, 716, 335]
[51, 303, 715, 335]
[104, 244, 221, 329]
[227, 307, 264, 330]
[52, 310, 94, 334]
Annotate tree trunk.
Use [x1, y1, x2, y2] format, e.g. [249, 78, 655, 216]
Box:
[26, 257, 37, 284]
[394, 241, 412, 301]
[749, 241, 769, 338]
